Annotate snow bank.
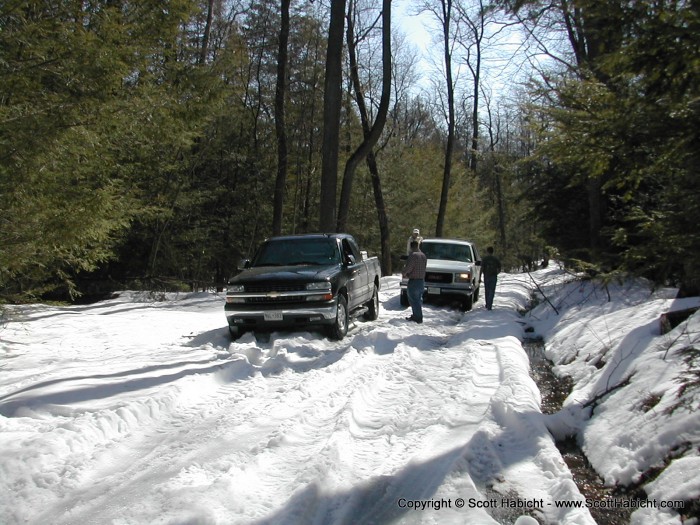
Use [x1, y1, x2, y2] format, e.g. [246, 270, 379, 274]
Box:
[526, 266, 700, 523]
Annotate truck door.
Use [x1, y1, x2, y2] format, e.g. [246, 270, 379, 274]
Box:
[471, 244, 482, 284]
[341, 238, 368, 307]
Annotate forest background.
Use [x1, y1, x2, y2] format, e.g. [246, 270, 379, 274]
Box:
[1, 0, 699, 303]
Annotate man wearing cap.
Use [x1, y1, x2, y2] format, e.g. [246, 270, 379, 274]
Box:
[406, 228, 423, 255]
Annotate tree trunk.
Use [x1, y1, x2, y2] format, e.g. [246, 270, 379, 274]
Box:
[319, 0, 347, 232]
[337, 0, 392, 233]
[367, 150, 392, 275]
[457, 0, 485, 173]
[495, 169, 506, 248]
[199, 0, 214, 64]
[469, 32, 481, 173]
[272, 0, 290, 235]
[436, 0, 455, 238]
[587, 176, 602, 255]
[559, 0, 617, 255]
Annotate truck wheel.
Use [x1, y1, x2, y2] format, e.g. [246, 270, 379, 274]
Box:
[228, 324, 242, 340]
[329, 295, 348, 340]
[461, 295, 473, 312]
[364, 284, 379, 321]
[474, 285, 480, 302]
[400, 290, 409, 307]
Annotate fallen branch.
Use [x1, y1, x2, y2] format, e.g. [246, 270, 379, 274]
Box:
[528, 271, 559, 315]
[583, 374, 633, 412]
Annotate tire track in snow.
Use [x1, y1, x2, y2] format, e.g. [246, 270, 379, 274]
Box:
[26, 292, 512, 525]
[30, 331, 400, 524]
[224, 324, 509, 524]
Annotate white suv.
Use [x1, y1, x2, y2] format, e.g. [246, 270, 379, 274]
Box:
[400, 238, 482, 311]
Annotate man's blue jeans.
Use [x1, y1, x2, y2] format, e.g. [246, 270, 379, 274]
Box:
[407, 279, 424, 321]
[484, 275, 497, 310]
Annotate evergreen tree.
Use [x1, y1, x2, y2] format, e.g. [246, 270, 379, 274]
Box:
[1, 1, 139, 298]
[0, 0, 230, 299]
[509, 0, 700, 291]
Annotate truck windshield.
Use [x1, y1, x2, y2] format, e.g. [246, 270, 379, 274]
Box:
[421, 243, 472, 263]
[253, 238, 341, 267]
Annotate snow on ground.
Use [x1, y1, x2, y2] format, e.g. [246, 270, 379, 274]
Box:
[0, 266, 698, 525]
[523, 270, 700, 525]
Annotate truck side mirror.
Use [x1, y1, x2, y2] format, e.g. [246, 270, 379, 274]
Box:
[238, 259, 251, 270]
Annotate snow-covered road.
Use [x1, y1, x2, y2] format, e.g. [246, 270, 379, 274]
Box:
[6, 268, 693, 525]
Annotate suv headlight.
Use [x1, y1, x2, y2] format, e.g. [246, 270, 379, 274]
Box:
[455, 272, 472, 283]
[228, 284, 245, 293]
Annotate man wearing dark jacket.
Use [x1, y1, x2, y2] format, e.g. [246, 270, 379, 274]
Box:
[402, 241, 427, 323]
[481, 246, 502, 310]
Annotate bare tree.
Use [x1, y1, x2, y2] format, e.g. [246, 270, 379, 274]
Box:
[337, 0, 392, 272]
[482, 88, 507, 248]
[337, 0, 391, 232]
[421, 0, 457, 237]
[455, 0, 488, 173]
[438, 0, 457, 238]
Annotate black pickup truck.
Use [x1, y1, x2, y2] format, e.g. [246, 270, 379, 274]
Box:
[225, 233, 382, 340]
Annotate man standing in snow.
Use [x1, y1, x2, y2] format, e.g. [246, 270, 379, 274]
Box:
[481, 246, 502, 311]
[402, 241, 427, 323]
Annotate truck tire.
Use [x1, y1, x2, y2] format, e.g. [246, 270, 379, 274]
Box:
[329, 295, 349, 340]
[364, 284, 379, 321]
[461, 294, 473, 312]
[228, 324, 242, 340]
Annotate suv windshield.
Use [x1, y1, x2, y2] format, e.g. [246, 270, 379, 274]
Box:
[253, 238, 341, 266]
[421, 242, 472, 263]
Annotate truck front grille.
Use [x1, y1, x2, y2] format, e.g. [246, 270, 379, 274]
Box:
[246, 295, 305, 304]
[426, 272, 453, 284]
[245, 283, 306, 293]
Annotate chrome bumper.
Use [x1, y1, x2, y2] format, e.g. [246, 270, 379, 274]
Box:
[225, 303, 338, 326]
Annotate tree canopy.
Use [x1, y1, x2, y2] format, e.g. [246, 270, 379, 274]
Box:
[1, 0, 698, 301]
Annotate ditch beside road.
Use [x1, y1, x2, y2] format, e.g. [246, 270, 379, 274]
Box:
[525, 340, 637, 525]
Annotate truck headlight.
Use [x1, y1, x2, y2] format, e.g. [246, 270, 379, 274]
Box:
[306, 281, 333, 301]
[226, 284, 245, 303]
[306, 282, 331, 291]
[455, 272, 472, 283]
